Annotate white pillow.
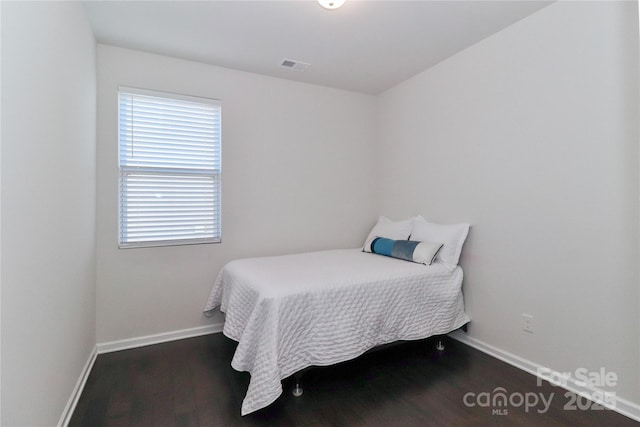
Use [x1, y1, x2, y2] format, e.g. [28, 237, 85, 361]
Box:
[362, 216, 413, 252]
[410, 218, 470, 265]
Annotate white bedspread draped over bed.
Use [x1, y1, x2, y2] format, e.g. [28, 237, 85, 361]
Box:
[203, 248, 469, 415]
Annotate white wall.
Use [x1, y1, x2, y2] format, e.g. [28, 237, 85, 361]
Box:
[0, 1, 4, 423]
[1, 2, 97, 426]
[96, 45, 377, 343]
[378, 1, 640, 403]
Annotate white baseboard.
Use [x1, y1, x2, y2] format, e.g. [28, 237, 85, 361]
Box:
[97, 322, 224, 354]
[58, 326, 640, 424]
[449, 331, 640, 423]
[59, 323, 224, 426]
[58, 346, 98, 427]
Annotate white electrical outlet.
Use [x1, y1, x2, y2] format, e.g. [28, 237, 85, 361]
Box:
[523, 313, 534, 333]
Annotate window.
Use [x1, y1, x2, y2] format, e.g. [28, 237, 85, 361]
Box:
[118, 87, 221, 248]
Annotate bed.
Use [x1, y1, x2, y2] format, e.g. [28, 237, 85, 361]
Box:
[203, 221, 470, 416]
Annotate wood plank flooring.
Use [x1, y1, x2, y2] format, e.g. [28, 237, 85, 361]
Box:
[69, 334, 638, 426]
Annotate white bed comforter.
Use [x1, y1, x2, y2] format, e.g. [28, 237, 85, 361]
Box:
[203, 248, 469, 415]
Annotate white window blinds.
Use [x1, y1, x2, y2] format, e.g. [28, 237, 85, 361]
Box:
[118, 87, 221, 248]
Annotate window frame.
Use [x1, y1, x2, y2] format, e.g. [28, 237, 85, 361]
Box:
[117, 86, 222, 249]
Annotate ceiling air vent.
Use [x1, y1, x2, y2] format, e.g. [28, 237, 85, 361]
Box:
[281, 59, 310, 71]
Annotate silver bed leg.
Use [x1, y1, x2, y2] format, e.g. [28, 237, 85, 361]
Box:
[436, 339, 445, 351]
[292, 382, 303, 397]
[292, 370, 304, 397]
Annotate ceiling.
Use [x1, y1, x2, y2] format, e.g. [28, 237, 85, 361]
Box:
[84, 0, 551, 95]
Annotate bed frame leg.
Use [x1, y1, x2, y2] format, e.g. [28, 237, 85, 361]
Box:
[292, 382, 303, 397]
[436, 339, 445, 351]
[292, 371, 303, 397]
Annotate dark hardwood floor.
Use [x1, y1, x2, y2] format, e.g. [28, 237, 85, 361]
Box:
[69, 334, 638, 426]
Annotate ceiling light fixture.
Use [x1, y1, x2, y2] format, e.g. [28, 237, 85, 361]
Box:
[317, 0, 346, 10]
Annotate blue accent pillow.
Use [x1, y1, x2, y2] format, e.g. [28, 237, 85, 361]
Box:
[370, 237, 443, 265]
